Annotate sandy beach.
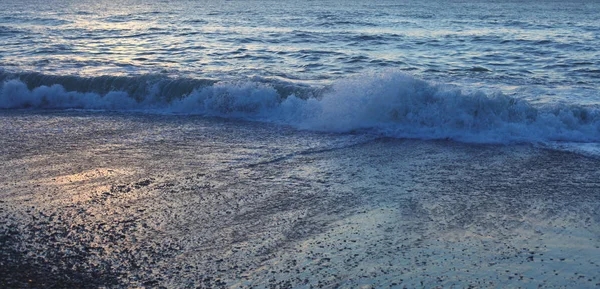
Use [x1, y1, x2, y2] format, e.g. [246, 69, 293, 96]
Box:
[1, 110, 599, 288]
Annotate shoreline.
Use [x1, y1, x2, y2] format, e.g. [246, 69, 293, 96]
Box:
[1, 111, 600, 288]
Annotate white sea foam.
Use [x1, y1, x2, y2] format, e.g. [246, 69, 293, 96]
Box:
[2, 71, 599, 145]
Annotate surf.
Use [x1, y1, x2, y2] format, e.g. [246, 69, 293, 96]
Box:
[1, 70, 599, 145]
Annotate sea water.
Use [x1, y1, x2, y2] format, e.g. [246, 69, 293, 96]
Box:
[1, 0, 599, 147]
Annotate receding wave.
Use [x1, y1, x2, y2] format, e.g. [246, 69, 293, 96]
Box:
[1, 70, 599, 144]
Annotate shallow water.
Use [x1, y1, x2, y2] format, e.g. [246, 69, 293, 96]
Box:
[1, 110, 599, 287]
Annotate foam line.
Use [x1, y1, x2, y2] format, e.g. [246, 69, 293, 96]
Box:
[2, 71, 599, 144]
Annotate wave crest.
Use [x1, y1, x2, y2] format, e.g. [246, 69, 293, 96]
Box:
[1, 71, 599, 144]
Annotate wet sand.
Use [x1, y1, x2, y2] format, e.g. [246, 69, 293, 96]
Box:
[1, 110, 600, 288]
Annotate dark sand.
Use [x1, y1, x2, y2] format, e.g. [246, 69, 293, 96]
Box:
[1, 111, 600, 288]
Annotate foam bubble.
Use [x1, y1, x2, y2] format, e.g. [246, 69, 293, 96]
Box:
[2, 71, 600, 145]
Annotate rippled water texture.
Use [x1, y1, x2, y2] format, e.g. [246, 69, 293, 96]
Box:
[1, 0, 599, 103]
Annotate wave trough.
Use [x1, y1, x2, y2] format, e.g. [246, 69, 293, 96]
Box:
[1, 71, 599, 144]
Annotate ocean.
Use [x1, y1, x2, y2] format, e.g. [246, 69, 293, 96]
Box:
[1, 0, 600, 287]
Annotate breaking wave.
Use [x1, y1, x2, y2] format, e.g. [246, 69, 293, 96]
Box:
[1, 70, 599, 144]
